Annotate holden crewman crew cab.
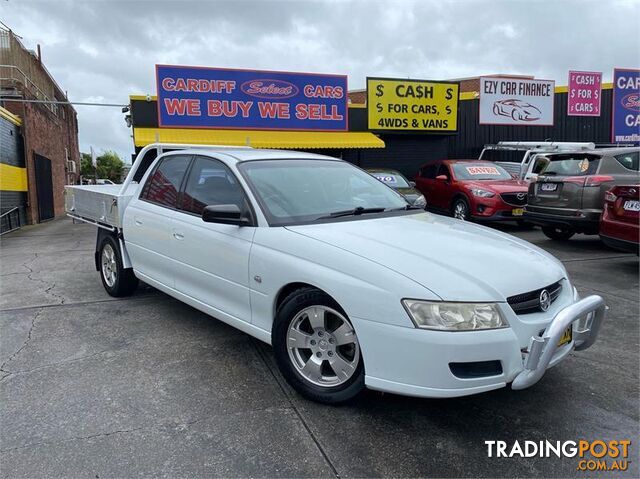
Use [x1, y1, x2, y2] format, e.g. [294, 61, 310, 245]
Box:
[65, 143, 607, 404]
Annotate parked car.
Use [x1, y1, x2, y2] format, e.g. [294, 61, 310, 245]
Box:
[65, 144, 606, 404]
[525, 147, 640, 240]
[414, 160, 529, 222]
[599, 184, 640, 254]
[478, 141, 595, 180]
[366, 168, 426, 208]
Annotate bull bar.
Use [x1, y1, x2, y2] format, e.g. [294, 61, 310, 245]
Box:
[512, 295, 607, 390]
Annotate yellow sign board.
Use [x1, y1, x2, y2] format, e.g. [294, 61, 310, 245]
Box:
[367, 77, 459, 132]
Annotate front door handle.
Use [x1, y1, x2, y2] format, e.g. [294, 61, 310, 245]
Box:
[173, 231, 184, 240]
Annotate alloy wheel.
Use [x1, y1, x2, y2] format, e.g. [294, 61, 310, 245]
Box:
[453, 201, 468, 220]
[101, 243, 117, 287]
[286, 305, 360, 387]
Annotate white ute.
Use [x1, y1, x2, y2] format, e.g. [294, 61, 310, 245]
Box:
[65, 143, 607, 403]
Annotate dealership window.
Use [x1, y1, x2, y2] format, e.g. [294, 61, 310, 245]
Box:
[615, 152, 639, 171]
[140, 155, 191, 208]
[180, 156, 245, 215]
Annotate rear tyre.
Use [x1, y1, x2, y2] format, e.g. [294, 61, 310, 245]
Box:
[452, 197, 471, 221]
[272, 287, 364, 404]
[542, 226, 575, 241]
[98, 235, 138, 297]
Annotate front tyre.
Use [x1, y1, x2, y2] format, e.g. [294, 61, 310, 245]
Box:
[98, 235, 138, 297]
[542, 226, 575, 241]
[452, 197, 471, 221]
[273, 288, 364, 404]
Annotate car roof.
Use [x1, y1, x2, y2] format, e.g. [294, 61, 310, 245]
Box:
[442, 159, 494, 165]
[540, 146, 639, 156]
[167, 147, 340, 164]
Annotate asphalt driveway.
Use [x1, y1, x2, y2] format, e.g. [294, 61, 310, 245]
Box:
[1, 218, 638, 478]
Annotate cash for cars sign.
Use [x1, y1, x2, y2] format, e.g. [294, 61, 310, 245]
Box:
[156, 65, 348, 131]
[367, 78, 459, 132]
[480, 77, 555, 126]
[567, 71, 602, 116]
[612, 68, 640, 143]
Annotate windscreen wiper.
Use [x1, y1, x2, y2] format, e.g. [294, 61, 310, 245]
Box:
[316, 206, 387, 219]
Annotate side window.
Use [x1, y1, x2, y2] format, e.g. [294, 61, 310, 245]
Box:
[181, 156, 246, 215]
[436, 163, 450, 179]
[532, 156, 550, 174]
[421, 164, 437, 179]
[614, 152, 639, 171]
[140, 155, 191, 208]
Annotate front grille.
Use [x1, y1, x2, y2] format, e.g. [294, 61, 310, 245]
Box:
[501, 192, 528, 206]
[507, 281, 562, 314]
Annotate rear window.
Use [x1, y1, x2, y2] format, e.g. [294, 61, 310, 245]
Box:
[615, 151, 639, 171]
[540, 154, 600, 177]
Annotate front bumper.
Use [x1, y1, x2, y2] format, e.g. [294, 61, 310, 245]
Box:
[353, 294, 606, 398]
[511, 295, 606, 390]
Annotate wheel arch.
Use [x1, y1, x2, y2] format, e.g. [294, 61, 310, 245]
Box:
[274, 282, 336, 319]
[451, 192, 471, 211]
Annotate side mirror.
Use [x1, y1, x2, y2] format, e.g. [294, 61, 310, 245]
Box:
[202, 204, 250, 226]
[436, 175, 448, 181]
[409, 181, 416, 187]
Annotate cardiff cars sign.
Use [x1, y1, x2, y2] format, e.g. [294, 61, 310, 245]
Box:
[479, 76, 555, 126]
[612, 68, 640, 143]
[156, 65, 348, 131]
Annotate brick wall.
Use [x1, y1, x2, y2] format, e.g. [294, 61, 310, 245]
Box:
[5, 98, 79, 223]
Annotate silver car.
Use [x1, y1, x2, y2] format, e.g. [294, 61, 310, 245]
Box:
[525, 147, 640, 240]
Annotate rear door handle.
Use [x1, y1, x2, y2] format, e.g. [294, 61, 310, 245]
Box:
[134, 217, 143, 226]
[173, 231, 184, 240]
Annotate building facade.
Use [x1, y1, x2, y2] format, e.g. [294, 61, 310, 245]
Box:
[0, 27, 79, 228]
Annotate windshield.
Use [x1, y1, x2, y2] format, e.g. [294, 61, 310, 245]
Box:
[238, 159, 409, 225]
[452, 163, 512, 180]
[369, 171, 410, 188]
[540, 154, 600, 176]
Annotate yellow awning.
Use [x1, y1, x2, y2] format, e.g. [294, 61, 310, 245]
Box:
[133, 127, 384, 149]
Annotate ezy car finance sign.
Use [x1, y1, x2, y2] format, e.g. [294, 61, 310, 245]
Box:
[480, 76, 555, 126]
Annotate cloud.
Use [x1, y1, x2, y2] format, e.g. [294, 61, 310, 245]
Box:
[3, 0, 639, 162]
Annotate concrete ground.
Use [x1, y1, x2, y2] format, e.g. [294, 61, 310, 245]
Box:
[1, 217, 638, 478]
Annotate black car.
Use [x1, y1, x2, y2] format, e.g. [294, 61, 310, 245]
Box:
[366, 168, 426, 208]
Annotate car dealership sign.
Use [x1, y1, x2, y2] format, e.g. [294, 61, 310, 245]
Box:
[366, 77, 459, 132]
[156, 65, 348, 131]
[612, 68, 640, 143]
[567, 71, 602, 117]
[479, 77, 555, 126]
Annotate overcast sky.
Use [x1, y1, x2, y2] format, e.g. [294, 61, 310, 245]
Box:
[3, 0, 639, 163]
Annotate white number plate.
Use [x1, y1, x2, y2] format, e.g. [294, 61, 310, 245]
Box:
[623, 200, 640, 212]
[541, 183, 558, 191]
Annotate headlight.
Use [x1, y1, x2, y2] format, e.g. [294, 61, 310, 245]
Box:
[402, 300, 508, 331]
[413, 194, 427, 208]
[470, 188, 495, 198]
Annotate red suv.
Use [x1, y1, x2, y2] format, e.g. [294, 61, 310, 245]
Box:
[599, 184, 639, 254]
[415, 160, 529, 222]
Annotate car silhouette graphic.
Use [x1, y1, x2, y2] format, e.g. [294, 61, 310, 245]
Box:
[493, 99, 542, 121]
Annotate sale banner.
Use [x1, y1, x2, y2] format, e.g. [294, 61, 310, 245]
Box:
[567, 71, 602, 117]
